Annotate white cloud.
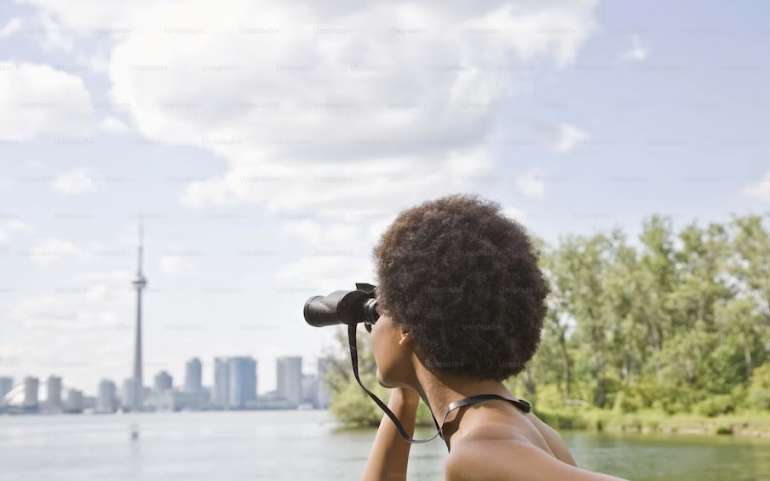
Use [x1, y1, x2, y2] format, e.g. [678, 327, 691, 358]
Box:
[51, 168, 96, 195]
[515, 168, 545, 199]
[367, 214, 398, 244]
[281, 220, 361, 252]
[159, 255, 195, 275]
[7, 3, 602, 296]
[29, 238, 83, 265]
[37, 11, 74, 51]
[0, 17, 23, 38]
[0, 219, 32, 244]
[83, 283, 110, 303]
[0, 62, 95, 141]
[620, 33, 648, 62]
[502, 206, 527, 223]
[0, 343, 25, 366]
[273, 255, 374, 292]
[17, 0, 597, 217]
[279, 213, 398, 283]
[550, 122, 589, 153]
[23, 1, 140, 35]
[98, 115, 130, 134]
[75, 53, 110, 74]
[743, 170, 770, 202]
[9, 270, 133, 332]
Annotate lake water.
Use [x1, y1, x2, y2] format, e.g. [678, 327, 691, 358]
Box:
[1, 410, 769, 480]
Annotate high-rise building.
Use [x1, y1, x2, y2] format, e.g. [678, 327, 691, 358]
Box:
[0, 377, 13, 402]
[228, 357, 257, 409]
[276, 356, 303, 407]
[184, 358, 203, 393]
[97, 379, 118, 413]
[301, 374, 318, 407]
[131, 223, 148, 412]
[213, 357, 230, 408]
[122, 378, 137, 411]
[153, 371, 173, 393]
[64, 389, 84, 413]
[23, 377, 39, 410]
[46, 375, 62, 411]
[317, 358, 332, 409]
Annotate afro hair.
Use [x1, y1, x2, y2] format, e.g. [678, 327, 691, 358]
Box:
[372, 193, 549, 381]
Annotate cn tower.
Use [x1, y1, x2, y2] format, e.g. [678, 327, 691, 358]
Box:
[131, 223, 147, 412]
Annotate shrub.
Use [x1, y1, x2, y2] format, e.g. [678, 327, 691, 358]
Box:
[747, 363, 770, 410]
[330, 376, 385, 427]
[692, 394, 735, 417]
[535, 407, 589, 430]
[613, 390, 643, 413]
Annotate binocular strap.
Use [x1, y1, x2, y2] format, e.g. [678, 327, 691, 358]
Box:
[346, 323, 532, 452]
[347, 323, 444, 444]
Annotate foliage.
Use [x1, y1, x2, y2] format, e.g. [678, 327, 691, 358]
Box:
[529, 213, 770, 415]
[748, 363, 770, 410]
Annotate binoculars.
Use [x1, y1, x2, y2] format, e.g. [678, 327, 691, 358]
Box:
[303, 282, 380, 332]
[301, 281, 449, 445]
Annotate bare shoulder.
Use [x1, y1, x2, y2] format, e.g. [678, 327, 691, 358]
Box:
[523, 411, 579, 467]
[444, 434, 629, 481]
[452, 411, 578, 468]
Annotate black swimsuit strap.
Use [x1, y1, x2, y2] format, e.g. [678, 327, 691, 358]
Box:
[442, 393, 531, 422]
[439, 394, 532, 451]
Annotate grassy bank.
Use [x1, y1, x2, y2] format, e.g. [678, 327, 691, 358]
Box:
[327, 375, 770, 438]
[534, 407, 770, 438]
[329, 379, 770, 439]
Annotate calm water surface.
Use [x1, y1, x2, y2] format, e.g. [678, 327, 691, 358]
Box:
[1, 410, 768, 480]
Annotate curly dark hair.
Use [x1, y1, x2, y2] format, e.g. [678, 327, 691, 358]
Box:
[372, 193, 549, 381]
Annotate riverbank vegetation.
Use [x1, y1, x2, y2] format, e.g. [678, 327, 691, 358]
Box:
[321, 213, 770, 438]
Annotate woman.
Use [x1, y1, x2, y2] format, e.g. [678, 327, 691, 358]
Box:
[362, 194, 628, 481]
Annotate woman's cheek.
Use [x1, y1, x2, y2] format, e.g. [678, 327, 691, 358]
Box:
[371, 327, 382, 363]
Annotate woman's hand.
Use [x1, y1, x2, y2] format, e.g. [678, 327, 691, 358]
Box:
[362, 385, 422, 481]
[390, 385, 421, 409]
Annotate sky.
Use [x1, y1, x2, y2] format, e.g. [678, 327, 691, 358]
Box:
[0, 0, 768, 395]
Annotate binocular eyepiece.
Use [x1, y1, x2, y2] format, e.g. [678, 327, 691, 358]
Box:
[303, 282, 380, 332]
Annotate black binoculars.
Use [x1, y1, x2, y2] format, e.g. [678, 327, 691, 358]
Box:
[303, 282, 380, 332]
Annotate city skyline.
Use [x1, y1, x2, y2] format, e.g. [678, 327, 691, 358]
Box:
[0, 352, 329, 414]
[0, 348, 333, 397]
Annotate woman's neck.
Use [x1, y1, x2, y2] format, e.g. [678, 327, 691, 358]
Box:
[413, 369, 514, 450]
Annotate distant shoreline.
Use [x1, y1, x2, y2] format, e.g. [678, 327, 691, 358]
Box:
[526, 408, 770, 439]
[333, 406, 770, 440]
[0, 406, 329, 416]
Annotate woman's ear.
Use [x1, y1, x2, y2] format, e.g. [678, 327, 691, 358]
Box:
[398, 326, 413, 346]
